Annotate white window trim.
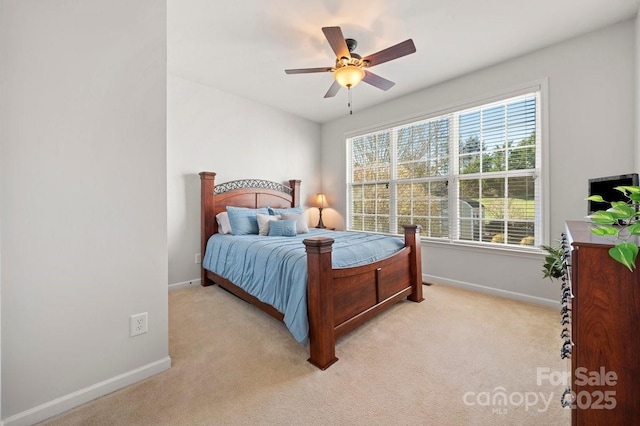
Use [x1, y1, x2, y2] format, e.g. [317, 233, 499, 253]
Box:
[345, 79, 551, 251]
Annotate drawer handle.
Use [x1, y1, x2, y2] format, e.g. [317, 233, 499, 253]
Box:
[561, 386, 573, 408]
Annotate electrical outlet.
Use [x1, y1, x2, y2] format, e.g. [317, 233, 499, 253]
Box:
[130, 312, 148, 337]
[195, 253, 201, 264]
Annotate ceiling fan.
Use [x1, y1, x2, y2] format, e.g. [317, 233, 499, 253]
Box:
[285, 26, 416, 101]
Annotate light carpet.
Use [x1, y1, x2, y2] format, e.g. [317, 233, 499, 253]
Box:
[41, 283, 571, 425]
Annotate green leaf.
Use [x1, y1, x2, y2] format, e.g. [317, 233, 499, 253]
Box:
[609, 242, 638, 271]
[615, 185, 640, 194]
[607, 204, 636, 219]
[610, 201, 630, 208]
[628, 223, 640, 236]
[587, 210, 616, 224]
[629, 193, 640, 202]
[590, 225, 619, 237]
[586, 195, 606, 202]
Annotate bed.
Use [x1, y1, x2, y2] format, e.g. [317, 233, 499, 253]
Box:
[200, 171, 424, 369]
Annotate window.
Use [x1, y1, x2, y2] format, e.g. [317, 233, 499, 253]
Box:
[347, 89, 543, 249]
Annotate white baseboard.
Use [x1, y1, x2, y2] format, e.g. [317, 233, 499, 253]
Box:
[168, 278, 201, 290]
[2, 356, 171, 426]
[423, 274, 559, 308]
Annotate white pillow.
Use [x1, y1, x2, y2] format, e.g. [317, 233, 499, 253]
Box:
[216, 212, 232, 234]
[257, 213, 281, 236]
[281, 212, 309, 234]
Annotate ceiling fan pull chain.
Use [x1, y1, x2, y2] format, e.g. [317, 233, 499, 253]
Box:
[348, 86, 353, 115]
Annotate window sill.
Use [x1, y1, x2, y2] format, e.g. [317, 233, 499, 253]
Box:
[420, 237, 546, 259]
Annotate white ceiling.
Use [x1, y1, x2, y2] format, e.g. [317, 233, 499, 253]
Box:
[168, 0, 639, 124]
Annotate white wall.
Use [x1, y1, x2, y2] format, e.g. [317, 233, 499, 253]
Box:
[0, 1, 170, 424]
[637, 8, 640, 168]
[321, 19, 636, 305]
[167, 75, 322, 286]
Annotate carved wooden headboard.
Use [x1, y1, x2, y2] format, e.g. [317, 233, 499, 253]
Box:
[199, 172, 301, 263]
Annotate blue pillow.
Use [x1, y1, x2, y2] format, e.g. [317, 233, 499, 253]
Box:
[226, 206, 268, 235]
[268, 219, 298, 237]
[268, 206, 304, 216]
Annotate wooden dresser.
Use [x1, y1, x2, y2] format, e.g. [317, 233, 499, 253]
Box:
[563, 221, 640, 424]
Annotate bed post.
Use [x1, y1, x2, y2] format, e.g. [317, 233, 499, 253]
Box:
[303, 237, 339, 370]
[289, 179, 301, 207]
[403, 224, 424, 302]
[200, 172, 216, 287]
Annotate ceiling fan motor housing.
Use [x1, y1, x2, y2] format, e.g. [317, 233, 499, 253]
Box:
[341, 38, 365, 65]
[345, 38, 358, 52]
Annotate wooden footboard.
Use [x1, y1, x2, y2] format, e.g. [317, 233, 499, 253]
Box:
[304, 225, 423, 369]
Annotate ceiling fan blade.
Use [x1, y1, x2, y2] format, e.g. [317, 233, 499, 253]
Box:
[324, 80, 342, 98]
[285, 67, 333, 74]
[363, 39, 416, 67]
[322, 26, 350, 59]
[363, 70, 395, 91]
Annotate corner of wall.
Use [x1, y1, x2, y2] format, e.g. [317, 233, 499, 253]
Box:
[636, 8, 640, 170]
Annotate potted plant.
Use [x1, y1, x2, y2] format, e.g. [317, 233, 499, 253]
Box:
[586, 185, 640, 271]
[541, 242, 564, 281]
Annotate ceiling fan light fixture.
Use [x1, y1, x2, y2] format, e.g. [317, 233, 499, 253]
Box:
[334, 65, 365, 88]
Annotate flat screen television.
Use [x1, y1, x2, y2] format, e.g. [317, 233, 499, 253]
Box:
[588, 173, 639, 214]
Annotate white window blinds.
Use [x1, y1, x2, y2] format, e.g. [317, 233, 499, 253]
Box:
[346, 90, 542, 249]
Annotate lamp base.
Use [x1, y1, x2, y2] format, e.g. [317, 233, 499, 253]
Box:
[316, 208, 325, 229]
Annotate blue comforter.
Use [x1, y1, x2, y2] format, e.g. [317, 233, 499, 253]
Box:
[203, 229, 404, 345]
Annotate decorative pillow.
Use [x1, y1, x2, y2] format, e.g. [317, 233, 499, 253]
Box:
[268, 206, 304, 216]
[268, 219, 297, 237]
[226, 206, 268, 235]
[280, 212, 309, 234]
[257, 213, 281, 236]
[216, 212, 232, 234]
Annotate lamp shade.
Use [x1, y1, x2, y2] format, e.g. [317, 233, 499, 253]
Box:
[315, 193, 327, 208]
[334, 65, 365, 88]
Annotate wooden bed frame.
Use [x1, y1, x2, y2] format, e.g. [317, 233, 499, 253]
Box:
[200, 171, 424, 369]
